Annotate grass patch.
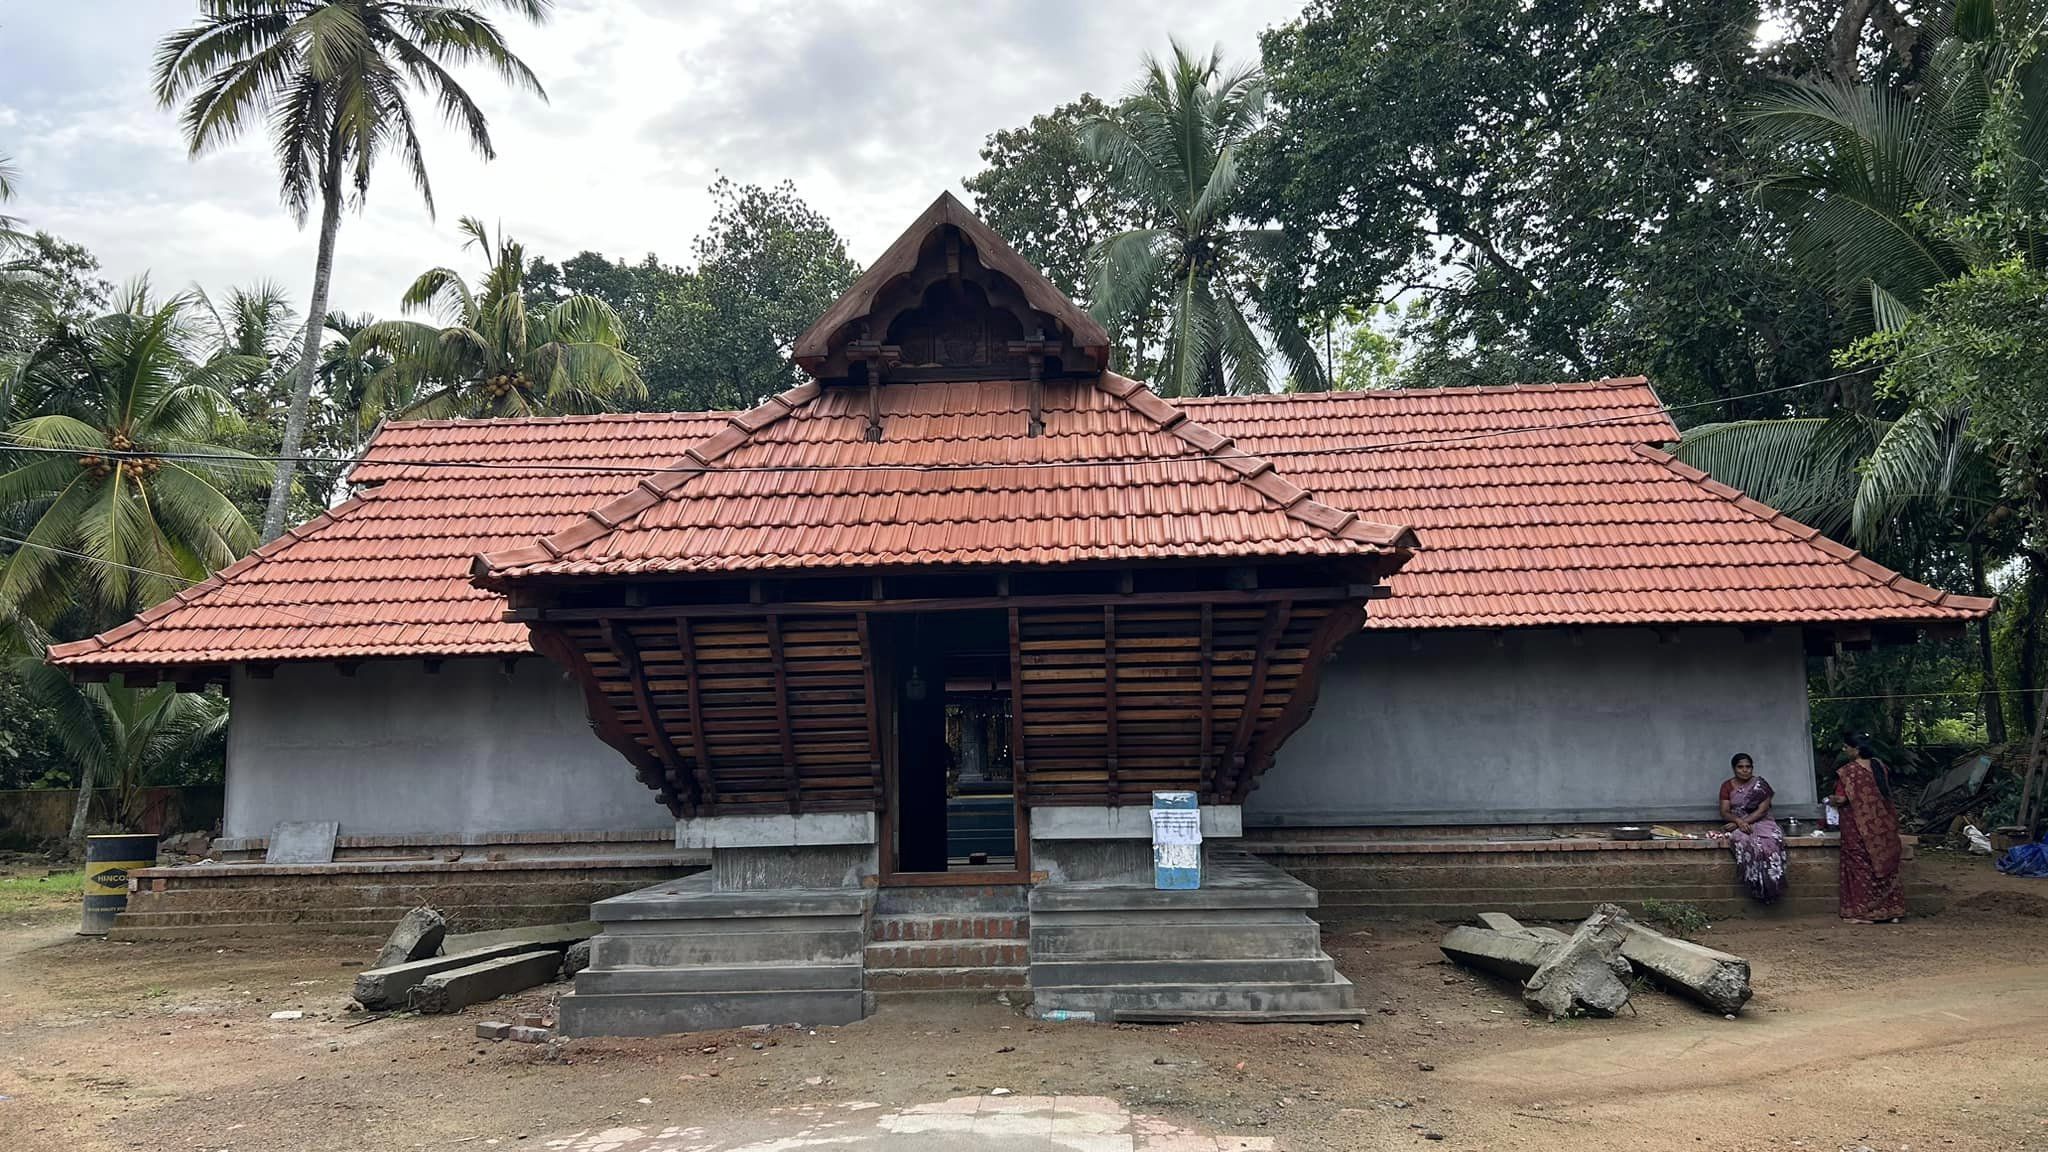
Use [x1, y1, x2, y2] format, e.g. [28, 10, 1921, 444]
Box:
[1638, 898, 1711, 940]
[0, 868, 86, 915]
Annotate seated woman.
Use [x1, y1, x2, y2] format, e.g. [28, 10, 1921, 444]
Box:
[1719, 753, 1786, 903]
[1830, 736, 1906, 923]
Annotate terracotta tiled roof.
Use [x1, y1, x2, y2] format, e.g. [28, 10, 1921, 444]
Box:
[470, 374, 1415, 581]
[47, 377, 1994, 671]
[1178, 379, 1996, 629]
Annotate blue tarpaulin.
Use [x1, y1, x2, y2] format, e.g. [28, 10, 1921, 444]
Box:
[1996, 833, 2048, 877]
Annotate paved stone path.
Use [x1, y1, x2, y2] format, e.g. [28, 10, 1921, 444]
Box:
[538, 1094, 1277, 1151]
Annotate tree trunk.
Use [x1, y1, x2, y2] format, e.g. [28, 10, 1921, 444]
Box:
[1973, 543, 2007, 745]
[68, 757, 96, 842]
[2020, 558, 2046, 738]
[261, 144, 345, 543]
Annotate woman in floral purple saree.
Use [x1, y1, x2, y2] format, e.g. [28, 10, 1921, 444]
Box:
[1719, 753, 1786, 903]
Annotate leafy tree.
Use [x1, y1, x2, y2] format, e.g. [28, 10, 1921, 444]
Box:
[649, 179, 860, 411]
[154, 0, 551, 542]
[355, 217, 644, 419]
[0, 285, 263, 630]
[963, 96, 1165, 377]
[1080, 42, 1322, 397]
[1253, 0, 1839, 410]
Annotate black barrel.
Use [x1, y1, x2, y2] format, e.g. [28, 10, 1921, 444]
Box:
[80, 833, 157, 936]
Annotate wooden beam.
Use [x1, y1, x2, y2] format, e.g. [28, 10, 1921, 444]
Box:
[1103, 605, 1119, 805]
[766, 615, 802, 813]
[1197, 604, 1215, 797]
[523, 585, 1358, 623]
[532, 626, 684, 816]
[1243, 602, 1367, 800]
[855, 612, 884, 808]
[674, 618, 718, 807]
[1223, 601, 1292, 799]
[602, 621, 694, 806]
[1008, 607, 1029, 801]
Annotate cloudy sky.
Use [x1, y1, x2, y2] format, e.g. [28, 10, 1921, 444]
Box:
[1, 0, 1297, 322]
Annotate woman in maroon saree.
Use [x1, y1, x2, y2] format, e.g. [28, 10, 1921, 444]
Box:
[1830, 738, 1906, 923]
[1718, 753, 1786, 903]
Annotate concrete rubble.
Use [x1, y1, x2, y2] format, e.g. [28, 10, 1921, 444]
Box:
[354, 931, 586, 1010]
[1439, 907, 1752, 1018]
[409, 949, 563, 1014]
[373, 906, 447, 970]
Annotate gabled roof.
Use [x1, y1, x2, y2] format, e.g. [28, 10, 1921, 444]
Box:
[468, 372, 1416, 583]
[47, 379, 1995, 672]
[1179, 380, 1995, 628]
[791, 191, 1110, 375]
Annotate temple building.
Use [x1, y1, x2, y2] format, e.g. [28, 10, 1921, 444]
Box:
[50, 193, 1990, 1032]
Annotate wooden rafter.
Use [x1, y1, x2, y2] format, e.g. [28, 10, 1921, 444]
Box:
[601, 621, 692, 804]
[1241, 601, 1367, 801]
[1197, 603, 1215, 796]
[673, 618, 718, 808]
[531, 627, 683, 816]
[1103, 604, 1120, 804]
[766, 615, 802, 812]
[1223, 601, 1293, 799]
[519, 585, 1359, 623]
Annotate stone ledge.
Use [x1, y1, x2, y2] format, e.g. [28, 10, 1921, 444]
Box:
[132, 854, 706, 880]
[676, 812, 877, 849]
[1247, 834, 1904, 856]
[1031, 805, 1242, 840]
[214, 828, 677, 853]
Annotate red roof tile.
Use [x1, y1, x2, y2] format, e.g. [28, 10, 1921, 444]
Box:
[470, 374, 1415, 581]
[47, 378, 1994, 671]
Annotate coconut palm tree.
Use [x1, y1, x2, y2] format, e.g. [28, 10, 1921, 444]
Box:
[0, 284, 265, 628]
[353, 216, 643, 419]
[153, 0, 551, 543]
[1079, 41, 1324, 397]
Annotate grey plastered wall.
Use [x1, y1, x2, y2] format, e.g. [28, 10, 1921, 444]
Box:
[1247, 627, 1818, 827]
[224, 659, 665, 839]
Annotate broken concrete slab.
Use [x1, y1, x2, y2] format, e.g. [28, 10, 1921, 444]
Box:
[562, 939, 592, 981]
[409, 949, 562, 1014]
[374, 906, 447, 970]
[1439, 925, 1555, 981]
[355, 939, 579, 1010]
[1522, 909, 1633, 1019]
[1596, 904, 1751, 1015]
[441, 920, 599, 955]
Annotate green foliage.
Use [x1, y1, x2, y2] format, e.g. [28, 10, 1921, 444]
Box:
[354, 216, 645, 419]
[1253, 0, 1838, 410]
[0, 869, 86, 915]
[1638, 899, 1711, 940]
[1079, 41, 1323, 398]
[652, 179, 860, 411]
[0, 285, 264, 631]
[963, 95, 1165, 378]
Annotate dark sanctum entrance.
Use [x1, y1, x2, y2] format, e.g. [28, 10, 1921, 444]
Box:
[886, 610, 1020, 876]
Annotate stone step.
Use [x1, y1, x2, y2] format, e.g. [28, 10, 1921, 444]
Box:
[1033, 974, 1358, 1017]
[577, 963, 863, 995]
[556, 988, 867, 1038]
[865, 966, 1030, 994]
[1029, 955, 1336, 988]
[867, 914, 1029, 942]
[1030, 919, 1325, 962]
[593, 926, 866, 969]
[114, 901, 595, 927]
[873, 884, 1031, 917]
[863, 941, 1028, 970]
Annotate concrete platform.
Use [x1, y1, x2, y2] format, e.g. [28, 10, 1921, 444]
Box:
[1028, 850, 1356, 1020]
[557, 873, 876, 1037]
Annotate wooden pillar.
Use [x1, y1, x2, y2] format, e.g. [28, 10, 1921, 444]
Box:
[674, 618, 718, 809]
[1103, 604, 1120, 805]
[766, 615, 802, 813]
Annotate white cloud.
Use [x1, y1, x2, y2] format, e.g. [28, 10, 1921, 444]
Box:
[0, 0, 1295, 321]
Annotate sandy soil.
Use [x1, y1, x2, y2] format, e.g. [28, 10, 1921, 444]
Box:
[2, 851, 2044, 1152]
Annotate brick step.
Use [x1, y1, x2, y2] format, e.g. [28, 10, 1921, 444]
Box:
[873, 884, 1030, 917]
[865, 966, 1030, 993]
[867, 914, 1028, 942]
[113, 901, 595, 928]
[863, 940, 1028, 970]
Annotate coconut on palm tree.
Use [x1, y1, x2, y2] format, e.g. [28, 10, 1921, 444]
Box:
[0, 285, 265, 629]
[353, 216, 643, 419]
[1079, 41, 1323, 397]
[153, 0, 551, 542]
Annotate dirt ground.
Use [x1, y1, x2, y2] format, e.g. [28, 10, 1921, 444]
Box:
[2, 851, 2045, 1152]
